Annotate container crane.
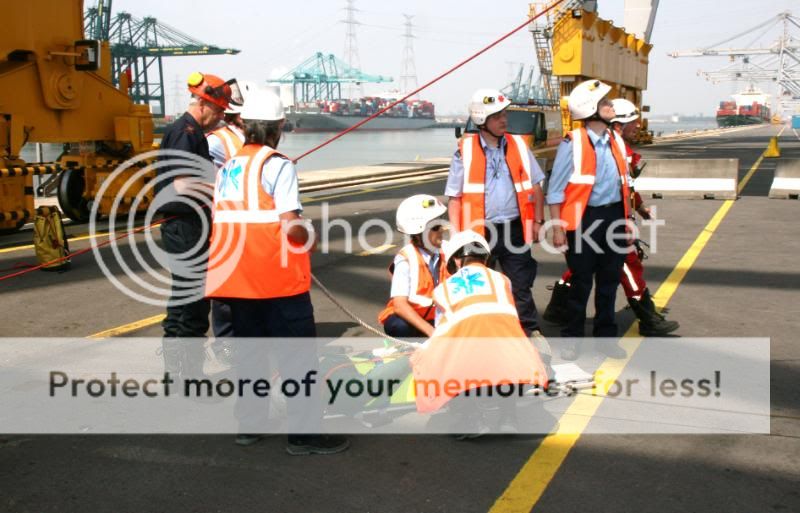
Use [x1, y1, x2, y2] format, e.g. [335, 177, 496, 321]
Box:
[668, 11, 800, 116]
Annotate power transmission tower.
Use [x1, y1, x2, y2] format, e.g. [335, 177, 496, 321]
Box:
[341, 0, 362, 98]
[171, 75, 184, 117]
[400, 14, 419, 98]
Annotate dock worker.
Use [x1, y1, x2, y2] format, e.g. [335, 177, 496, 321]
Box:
[377, 194, 448, 338]
[445, 88, 547, 337]
[205, 88, 348, 455]
[156, 71, 242, 378]
[543, 98, 679, 337]
[410, 230, 549, 435]
[546, 79, 632, 360]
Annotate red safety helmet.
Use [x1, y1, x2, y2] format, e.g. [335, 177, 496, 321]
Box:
[187, 72, 243, 111]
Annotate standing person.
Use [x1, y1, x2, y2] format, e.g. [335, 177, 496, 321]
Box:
[445, 88, 547, 337]
[377, 194, 448, 338]
[546, 79, 632, 360]
[206, 82, 250, 362]
[157, 71, 241, 377]
[542, 99, 679, 337]
[205, 89, 348, 455]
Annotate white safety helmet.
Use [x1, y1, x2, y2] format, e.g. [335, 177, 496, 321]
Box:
[396, 194, 447, 235]
[567, 79, 612, 121]
[468, 88, 511, 126]
[224, 80, 256, 115]
[239, 88, 285, 122]
[442, 230, 491, 267]
[610, 98, 640, 124]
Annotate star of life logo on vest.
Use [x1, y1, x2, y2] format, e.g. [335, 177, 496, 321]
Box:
[446, 267, 491, 303]
[217, 156, 248, 201]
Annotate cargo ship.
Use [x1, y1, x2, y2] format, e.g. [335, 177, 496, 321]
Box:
[287, 96, 436, 132]
[716, 89, 771, 127]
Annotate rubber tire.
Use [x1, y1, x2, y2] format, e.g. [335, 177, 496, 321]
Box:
[57, 167, 90, 222]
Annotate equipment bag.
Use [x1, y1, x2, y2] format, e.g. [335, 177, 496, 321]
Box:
[33, 208, 70, 272]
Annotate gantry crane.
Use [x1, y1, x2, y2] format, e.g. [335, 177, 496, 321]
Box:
[669, 11, 800, 116]
[269, 52, 392, 104]
[84, 1, 240, 117]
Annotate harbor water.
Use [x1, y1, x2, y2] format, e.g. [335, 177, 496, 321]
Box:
[19, 120, 719, 172]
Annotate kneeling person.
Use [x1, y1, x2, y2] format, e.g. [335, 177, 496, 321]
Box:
[378, 194, 448, 338]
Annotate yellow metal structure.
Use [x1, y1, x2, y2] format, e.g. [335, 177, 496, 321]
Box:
[0, 0, 154, 231]
[548, 7, 653, 141]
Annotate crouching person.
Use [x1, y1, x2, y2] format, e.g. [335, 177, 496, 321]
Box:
[378, 194, 448, 339]
[410, 230, 550, 437]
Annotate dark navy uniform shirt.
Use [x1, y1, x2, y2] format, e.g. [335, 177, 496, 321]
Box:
[157, 112, 213, 216]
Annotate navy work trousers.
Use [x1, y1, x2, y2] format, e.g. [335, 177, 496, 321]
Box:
[561, 203, 627, 338]
[160, 216, 210, 338]
[228, 292, 322, 435]
[486, 218, 540, 335]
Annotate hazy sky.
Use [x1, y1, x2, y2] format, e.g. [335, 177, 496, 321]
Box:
[105, 0, 799, 116]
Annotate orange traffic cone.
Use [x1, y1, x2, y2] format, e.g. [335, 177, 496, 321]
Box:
[764, 136, 780, 158]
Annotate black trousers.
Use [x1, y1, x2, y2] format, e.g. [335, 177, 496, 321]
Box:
[486, 218, 540, 335]
[383, 313, 433, 339]
[160, 216, 210, 338]
[562, 203, 627, 337]
[228, 292, 322, 435]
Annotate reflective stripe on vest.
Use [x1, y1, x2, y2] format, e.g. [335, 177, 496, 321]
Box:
[561, 128, 630, 231]
[206, 144, 310, 299]
[378, 244, 446, 324]
[210, 125, 245, 163]
[458, 133, 537, 244]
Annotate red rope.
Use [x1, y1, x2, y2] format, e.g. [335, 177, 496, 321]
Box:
[1, 1, 566, 282]
[292, 0, 566, 162]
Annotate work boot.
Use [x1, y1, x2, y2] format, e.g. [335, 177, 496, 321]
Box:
[543, 281, 570, 325]
[286, 435, 350, 455]
[180, 339, 209, 380]
[629, 289, 679, 336]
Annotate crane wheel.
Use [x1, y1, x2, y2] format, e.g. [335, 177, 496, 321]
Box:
[57, 168, 90, 222]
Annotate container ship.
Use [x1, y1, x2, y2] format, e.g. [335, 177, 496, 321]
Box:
[287, 96, 436, 132]
[716, 89, 771, 127]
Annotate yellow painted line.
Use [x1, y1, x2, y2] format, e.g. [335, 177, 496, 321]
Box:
[489, 136, 772, 513]
[87, 314, 165, 339]
[0, 231, 111, 254]
[357, 243, 396, 256]
[737, 155, 765, 195]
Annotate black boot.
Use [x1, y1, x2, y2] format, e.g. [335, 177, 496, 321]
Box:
[629, 289, 679, 336]
[543, 281, 570, 325]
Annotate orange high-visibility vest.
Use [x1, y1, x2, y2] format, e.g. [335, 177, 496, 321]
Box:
[377, 244, 447, 324]
[208, 125, 245, 164]
[206, 144, 310, 299]
[560, 127, 631, 231]
[457, 133, 538, 244]
[410, 263, 548, 413]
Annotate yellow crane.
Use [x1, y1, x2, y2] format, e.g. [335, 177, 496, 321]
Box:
[0, 0, 155, 233]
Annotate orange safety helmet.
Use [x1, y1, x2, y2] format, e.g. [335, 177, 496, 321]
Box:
[187, 72, 243, 111]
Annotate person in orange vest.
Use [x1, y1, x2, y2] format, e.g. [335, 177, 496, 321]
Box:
[410, 230, 549, 436]
[205, 88, 348, 455]
[546, 79, 633, 360]
[157, 72, 242, 379]
[543, 99, 679, 337]
[445, 88, 546, 338]
[377, 194, 448, 338]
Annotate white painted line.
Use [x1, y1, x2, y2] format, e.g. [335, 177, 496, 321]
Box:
[771, 177, 800, 190]
[357, 244, 396, 256]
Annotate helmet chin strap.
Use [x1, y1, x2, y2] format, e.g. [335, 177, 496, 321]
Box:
[479, 125, 505, 140]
